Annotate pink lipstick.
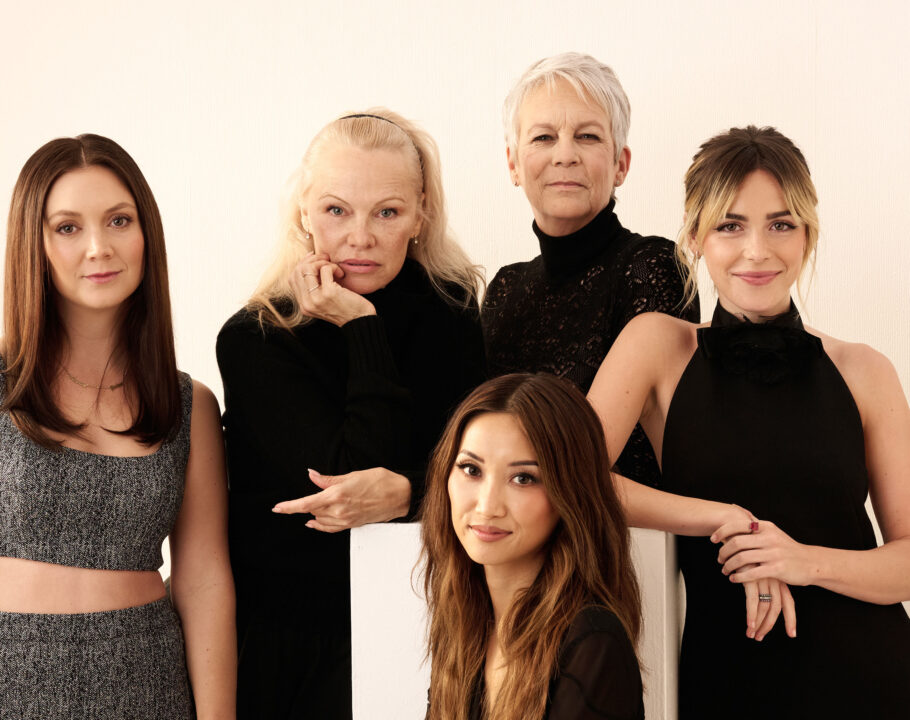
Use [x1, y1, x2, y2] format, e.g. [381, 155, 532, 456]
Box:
[84, 271, 121, 284]
[734, 271, 780, 286]
[469, 525, 512, 542]
[339, 260, 379, 274]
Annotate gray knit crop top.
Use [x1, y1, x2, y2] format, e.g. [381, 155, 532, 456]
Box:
[0, 371, 193, 571]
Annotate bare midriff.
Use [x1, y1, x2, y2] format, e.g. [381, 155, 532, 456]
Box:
[0, 556, 165, 613]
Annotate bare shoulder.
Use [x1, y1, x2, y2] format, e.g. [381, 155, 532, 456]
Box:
[185, 380, 226, 482]
[808, 326, 903, 416]
[621, 311, 699, 355]
[190, 379, 223, 434]
[620, 312, 701, 343]
[603, 312, 699, 400]
[191, 378, 219, 409]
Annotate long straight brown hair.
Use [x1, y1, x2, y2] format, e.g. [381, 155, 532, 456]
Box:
[421, 373, 641, 720]
[3, 134, 180, 447]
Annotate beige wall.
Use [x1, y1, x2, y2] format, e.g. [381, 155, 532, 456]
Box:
[3, 1, 909, 398]
[2, 0, 908, 715]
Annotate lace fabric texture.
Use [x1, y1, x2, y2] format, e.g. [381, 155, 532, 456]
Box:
[482, 205, 697, 486]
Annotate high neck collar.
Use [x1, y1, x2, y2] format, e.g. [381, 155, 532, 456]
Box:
[710, 300, 803, 330]
[701, 299, 819, 384]
[534, 199, 621, 281]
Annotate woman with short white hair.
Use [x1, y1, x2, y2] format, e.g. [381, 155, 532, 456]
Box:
[483, 52, 698, 488]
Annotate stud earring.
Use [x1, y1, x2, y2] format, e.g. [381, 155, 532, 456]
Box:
[410, 236, 419, 246]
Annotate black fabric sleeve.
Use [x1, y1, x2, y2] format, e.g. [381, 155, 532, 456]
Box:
[216, 313, 413, 492]
[617, 238, 700, 328]
[547, 607, 644, 720]
[399, 295, 486, 520]
[480, 266, 513, 379]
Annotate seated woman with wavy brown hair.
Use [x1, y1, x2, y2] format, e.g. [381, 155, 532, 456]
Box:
[421, 373, 643, 720]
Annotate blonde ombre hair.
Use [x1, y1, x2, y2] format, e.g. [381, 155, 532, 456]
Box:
[677, 125, 820, 307]
[250, 109, 482, 328]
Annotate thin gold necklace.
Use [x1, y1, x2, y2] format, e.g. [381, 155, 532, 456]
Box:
[63, 367, 125, 391]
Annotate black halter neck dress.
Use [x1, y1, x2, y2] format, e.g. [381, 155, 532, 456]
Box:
[662, 302, 910, 719]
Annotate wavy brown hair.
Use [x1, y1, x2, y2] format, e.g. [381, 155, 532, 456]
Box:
[421, 373, 641, 720]
[3, 134, 179, 448]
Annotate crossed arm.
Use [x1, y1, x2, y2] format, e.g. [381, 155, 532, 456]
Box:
[590, 315, 910, 639]
[588, 313, 795, 639]
[712, 342, 910, 606]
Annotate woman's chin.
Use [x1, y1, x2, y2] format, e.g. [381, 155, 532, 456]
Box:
[339, 278, 382, 295]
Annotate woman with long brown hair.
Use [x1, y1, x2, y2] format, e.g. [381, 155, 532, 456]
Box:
[0, 134, 235, 718]
[421, 373, 643, 720]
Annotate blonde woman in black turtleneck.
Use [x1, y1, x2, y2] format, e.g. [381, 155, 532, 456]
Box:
[482, 52, 698, 489]
[217, 110, 484, 719]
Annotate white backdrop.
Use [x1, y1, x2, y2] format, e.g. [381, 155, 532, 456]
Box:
[2, 0, 909, 715]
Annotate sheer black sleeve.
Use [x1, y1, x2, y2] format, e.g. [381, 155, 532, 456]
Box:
[609, 238, 698, 487]
[480, 264, 527, 380]
[616, 237, 700, 330]
[547, 607, 644, 720]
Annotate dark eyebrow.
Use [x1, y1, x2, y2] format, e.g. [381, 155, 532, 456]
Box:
[46, 202, 136, 222]
[46, 210, 81, 222]
[456, 449, 538, 467]
[724, 210, 793, 221]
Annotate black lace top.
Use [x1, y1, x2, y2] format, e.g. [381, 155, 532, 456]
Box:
[482, 200, 698, 486]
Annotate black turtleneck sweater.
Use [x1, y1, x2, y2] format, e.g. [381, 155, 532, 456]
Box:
[216, 259, 484, 717]
[482, 201, 698, 487]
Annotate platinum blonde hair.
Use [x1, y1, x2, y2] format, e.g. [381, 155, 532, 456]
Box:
[250, 108, 483, 329]
[502, 52, 631, 161]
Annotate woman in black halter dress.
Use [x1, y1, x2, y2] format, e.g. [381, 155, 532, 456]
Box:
[587, 126, 910, 719]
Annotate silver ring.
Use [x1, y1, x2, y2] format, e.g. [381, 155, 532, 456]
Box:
[758, 594, 772, 603]
[307, 285, 320, 293]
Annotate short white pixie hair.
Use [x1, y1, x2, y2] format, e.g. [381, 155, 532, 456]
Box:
[502, 52, 631, 161]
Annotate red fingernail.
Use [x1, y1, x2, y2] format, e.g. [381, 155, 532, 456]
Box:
[750, 521, 759, 532]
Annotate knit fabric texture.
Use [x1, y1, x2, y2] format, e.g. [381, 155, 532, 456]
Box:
[0, 372, 192, 570]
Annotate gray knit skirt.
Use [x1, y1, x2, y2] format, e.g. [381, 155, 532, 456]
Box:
[0, 596, 194, 719]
